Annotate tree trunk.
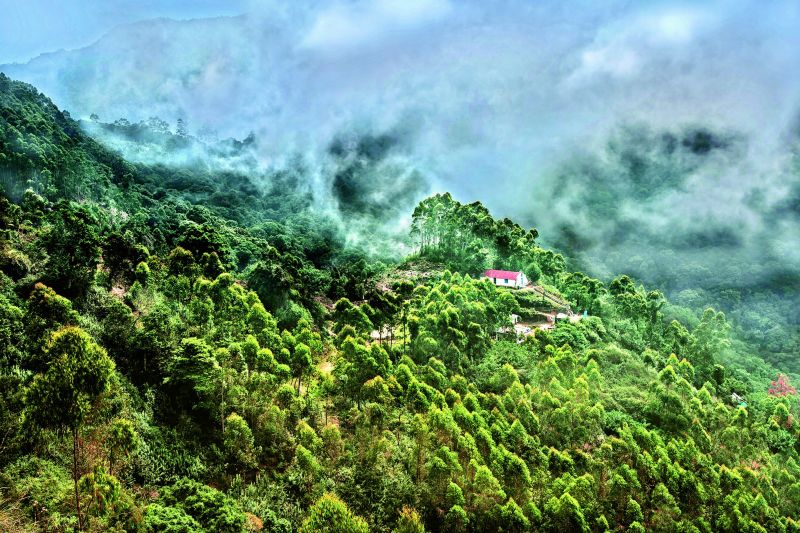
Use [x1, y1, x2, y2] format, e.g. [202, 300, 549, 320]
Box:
[403, 315, 408, 356]
[221, 380, 226, 435]
[416, 445, 423, 483]
[72, 427, 83, 531]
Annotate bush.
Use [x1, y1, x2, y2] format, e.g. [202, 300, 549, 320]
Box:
[143, 503, 201, 533]
[2, 456, 75, 529]
[159, 477, 247, 532]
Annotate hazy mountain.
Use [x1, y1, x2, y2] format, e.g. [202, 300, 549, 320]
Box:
[1, 16, 273, 135]
[4, 2, 800, 369]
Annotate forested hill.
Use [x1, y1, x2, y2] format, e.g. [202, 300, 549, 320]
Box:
[1, 74, 800, 532]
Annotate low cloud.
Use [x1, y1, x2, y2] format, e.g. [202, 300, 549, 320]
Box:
[2, 0, 799, 286]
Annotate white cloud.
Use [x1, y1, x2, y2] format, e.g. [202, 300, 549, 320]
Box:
[566, 6, 710, 84]
[300, 0, 451, 50]
[578, 47, 640, 78]
[651, 9, 704, 43]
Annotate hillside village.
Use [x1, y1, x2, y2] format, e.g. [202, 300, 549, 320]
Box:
[366, 262, 585, 348]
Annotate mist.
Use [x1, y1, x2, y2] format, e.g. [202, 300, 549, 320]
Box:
[3, 1, 800, 325]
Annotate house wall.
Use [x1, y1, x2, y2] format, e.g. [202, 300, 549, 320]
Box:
[483, 274, 525, 288]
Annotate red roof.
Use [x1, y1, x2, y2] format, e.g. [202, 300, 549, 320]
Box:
[484, 269, 520, 280]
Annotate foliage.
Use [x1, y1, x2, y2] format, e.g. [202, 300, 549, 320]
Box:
[1, 74, 799, 532]
[159, 477, 247, 532]
[300, 493, 369, 533]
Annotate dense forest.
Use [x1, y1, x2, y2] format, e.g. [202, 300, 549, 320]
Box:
[1, 73, 800, 532]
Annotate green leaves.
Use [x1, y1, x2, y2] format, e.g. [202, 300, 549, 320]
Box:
[689, 308, 731, 384]
[21, 325, 115, 530]
[300, 493, 368, 533]
[143, 503, 202, 533]
[406, 274, 513, 373]
[224, 413, 257, 471]
[543, 492, 590, 533]
[158, 477, 246, 533]
[41, 202, 103, 298]
[79, 465, 121, 518]
[335, 337, 392, 406]
[411, 193, 542, 275]
[108, 417, 139, 470]
[24, 326, 114, 431]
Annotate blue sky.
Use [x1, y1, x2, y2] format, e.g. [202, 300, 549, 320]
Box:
[0, 0, 249, 63]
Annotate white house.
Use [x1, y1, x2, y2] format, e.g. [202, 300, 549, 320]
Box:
[483, 269, 528, 289]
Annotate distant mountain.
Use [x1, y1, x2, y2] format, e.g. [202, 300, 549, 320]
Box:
[0, 73, 427, 259]
[1, 16, 285, 137]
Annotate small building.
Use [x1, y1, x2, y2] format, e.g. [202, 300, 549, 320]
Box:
[731, 392, 747, 407]
[483, 269, 528, 289]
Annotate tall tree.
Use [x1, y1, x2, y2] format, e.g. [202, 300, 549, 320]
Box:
[24, 326, 115, 530]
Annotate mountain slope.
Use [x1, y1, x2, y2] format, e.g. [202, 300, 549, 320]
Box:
[1, 76, 800, 532]
[6, 11, 800, 376]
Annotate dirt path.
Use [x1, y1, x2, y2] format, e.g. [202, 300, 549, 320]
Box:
[521, 285, 571, 309]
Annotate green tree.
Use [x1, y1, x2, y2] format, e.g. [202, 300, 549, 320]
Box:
[164, 337, 232, 431]
[41, 202, 102, 298]
[143, 504, 201, 533]
[690, 308, 731, 383]
[107, 418, 139, 475]
[224, 412, 257, 471]
[78, 465, 121, 519]
[292, 343, 314, 395]
[335, 338, 391, 406]
[392, 506, 425, 533]
[0, 295, 23, 366]
[24, 326, 115, 530]
[159, 477, 246, 532]
[23, 283, 78, 371]
[544, 492, 589, 533]
[332, 298, 373, 337]
[301, 492, 369, 533]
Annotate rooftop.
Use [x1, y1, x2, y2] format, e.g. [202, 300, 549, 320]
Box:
[484, 269, 520, 280]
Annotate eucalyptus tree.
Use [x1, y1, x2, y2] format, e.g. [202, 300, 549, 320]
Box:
[24, 326, 115, 530]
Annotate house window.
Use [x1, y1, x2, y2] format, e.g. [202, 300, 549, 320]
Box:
[504, 278, 508, 284]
